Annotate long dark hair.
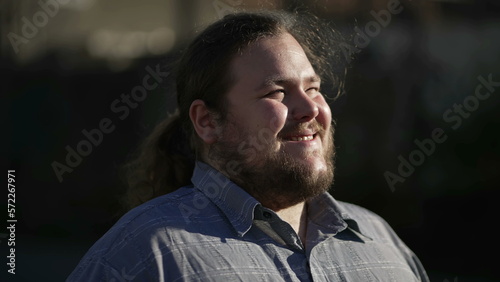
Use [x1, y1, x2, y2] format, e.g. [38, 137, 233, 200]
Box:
[122, 10, 353, 210]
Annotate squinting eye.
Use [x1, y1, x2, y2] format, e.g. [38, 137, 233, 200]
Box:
[306, 87, 320, 93]
[265, 89, 285, 97]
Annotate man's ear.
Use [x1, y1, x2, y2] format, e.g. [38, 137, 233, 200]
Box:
[189, 99, 218, 144]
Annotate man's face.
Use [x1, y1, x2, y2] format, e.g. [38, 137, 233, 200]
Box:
[208, 32, 335, 210]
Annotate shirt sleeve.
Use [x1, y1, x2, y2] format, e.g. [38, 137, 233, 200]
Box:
[376, 212, 430, 282]
[66, 223, 156, 281]
[339, 201, 430, 282]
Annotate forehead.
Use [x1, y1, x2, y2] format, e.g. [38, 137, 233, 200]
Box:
[229, 33, 317, 86]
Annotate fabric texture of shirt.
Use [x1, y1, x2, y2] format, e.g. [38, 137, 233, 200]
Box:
[67, 161, 429, 282]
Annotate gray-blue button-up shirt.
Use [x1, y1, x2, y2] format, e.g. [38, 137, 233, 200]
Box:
[68, 162, 429, 281]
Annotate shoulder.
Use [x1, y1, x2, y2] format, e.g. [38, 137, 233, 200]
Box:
[334, 200, 430, 282]
[335, 200, 380, 218]
[335, 200, 406, 246]
[104, 185, 218, 245]
[67, 186, 207, 280]
[118, 185, 199, 228]
[336, 200, 387, 224]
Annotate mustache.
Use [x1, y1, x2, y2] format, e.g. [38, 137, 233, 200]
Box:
[277, 120, 328, 139]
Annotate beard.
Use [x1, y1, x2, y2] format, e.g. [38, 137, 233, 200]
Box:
[207, 119, 335, 211]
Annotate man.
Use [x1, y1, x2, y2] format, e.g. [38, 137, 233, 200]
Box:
[68, 11, 428, 281]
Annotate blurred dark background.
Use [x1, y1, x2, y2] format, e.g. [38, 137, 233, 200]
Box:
[2, 0, 499, 281]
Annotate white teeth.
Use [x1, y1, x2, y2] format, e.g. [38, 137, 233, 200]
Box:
[289, 135, 313, 141]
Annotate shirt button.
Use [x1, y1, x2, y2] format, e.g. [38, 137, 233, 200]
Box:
[263, 212, 272, 219]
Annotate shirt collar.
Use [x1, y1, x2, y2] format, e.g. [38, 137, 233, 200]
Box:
[191, 161, 260, 237]
[191, 161, 365, 238]
[306, 192, 364, 236]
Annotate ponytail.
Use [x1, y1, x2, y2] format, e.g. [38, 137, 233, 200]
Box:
[121, 110, 195, 210]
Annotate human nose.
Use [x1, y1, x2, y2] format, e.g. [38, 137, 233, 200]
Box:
[288, 89, 319, 122]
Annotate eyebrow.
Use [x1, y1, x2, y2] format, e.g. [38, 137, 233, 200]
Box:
[255, 74, 321, 91]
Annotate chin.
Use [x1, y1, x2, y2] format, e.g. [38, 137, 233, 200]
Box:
[301, 155, 328, 169]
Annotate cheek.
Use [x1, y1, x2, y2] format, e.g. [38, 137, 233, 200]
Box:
[316, 98, 332, 129]
[259, 101, 288, 134]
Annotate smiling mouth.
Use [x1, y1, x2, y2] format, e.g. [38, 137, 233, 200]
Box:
[284, 134, 317, 141]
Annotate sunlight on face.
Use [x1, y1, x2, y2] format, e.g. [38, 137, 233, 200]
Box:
[208, 32, 335, 210]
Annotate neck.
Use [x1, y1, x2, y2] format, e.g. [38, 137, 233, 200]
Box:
[275, 201, 308, 245]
